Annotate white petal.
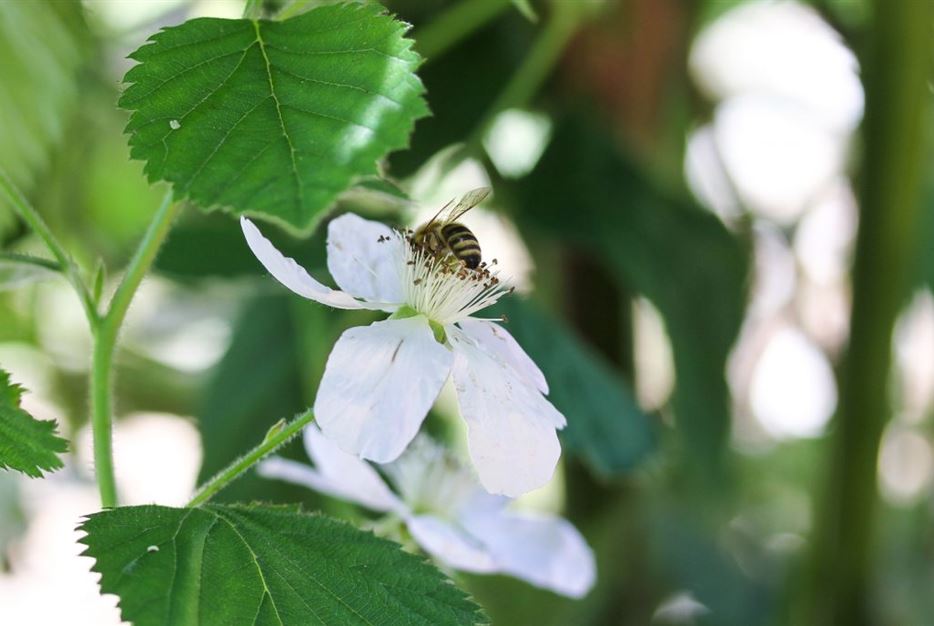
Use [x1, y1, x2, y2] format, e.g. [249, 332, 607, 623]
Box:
[240, 217, 387, 311]
[301, 426, 405, 513]
[451, 332, 565, 497]
[327, 213, 405, 304]
[257, 456, 403, 512]
[461, 510, 596, 598]
[406, 515, 498, 573]
[458, 319, 548, 393]
[315, 316, 454, 463]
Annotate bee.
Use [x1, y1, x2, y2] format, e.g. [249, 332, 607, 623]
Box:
[413, 187, 490, 270]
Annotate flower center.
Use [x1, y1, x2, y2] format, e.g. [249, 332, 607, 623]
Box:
[399, 232, 512, 326]
[383, 436, 478, 518]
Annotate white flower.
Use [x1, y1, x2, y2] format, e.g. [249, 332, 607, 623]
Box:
[241, 213, 565, 496]
[259, 427, 595, 598]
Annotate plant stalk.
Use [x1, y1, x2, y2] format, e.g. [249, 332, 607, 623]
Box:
[91, 190, 179, 508]
[414, 0, 512, 63]
[437, 1, 591, 181]
[0, 252, 62, 273]
[470, 1, 585, 143]
[804, 1, 933, 624]
[188, 410, 315, 507]
[0, 169, 97, 324]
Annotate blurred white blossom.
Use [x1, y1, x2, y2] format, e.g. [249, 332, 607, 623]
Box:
[259, 427, 595, 598]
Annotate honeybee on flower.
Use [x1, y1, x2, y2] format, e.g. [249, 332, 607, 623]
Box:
[241, 188, 566, 496]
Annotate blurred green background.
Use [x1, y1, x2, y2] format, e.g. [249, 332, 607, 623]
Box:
[1, 0, 933, 624]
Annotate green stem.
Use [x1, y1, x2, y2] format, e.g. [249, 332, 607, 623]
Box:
[470, 1, 584, 144]
[0, 169, 97, 324]
[415, 0, 512, 63]
[804, 2, 932, 624]
[91, 190, 180, 508]
[439, 2, 590, 179]
[188, 410, 316, 507]
[243, 0, 263, 19]
[0, 252, 62, 273]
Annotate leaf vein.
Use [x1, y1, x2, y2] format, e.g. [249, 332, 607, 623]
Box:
[270, 64, 405, 109]
[253, 20, 304, 216]
[121, 49, 245, 107]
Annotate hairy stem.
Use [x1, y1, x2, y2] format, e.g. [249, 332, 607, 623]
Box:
[91, 190, 180, 508]
[0, 252, 62, 273]
[803, 1, 933, 624]
[0, 169, 97, 324]
[188, 410, 316, 507]
[415, 0, 512, 63]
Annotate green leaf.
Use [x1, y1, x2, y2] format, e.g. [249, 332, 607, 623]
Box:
[79, 504, 485, 626]
[0, 368, 67, 478]
[521, 114, 749, 480]
[492, 298, 655, 475]
[196, 294, 308, 502]
[120, 3, 428, 232]
[0, 1, 86, 191]
[512, 0, 539, 22]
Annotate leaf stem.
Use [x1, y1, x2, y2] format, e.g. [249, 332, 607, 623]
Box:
[188, 410, 315, 507]
[440, 2, 591, 177]
[0, 252, 62, 273]
[243, 0, 263, 19]
[414, 0, 512, 63]
[802, 1, 933, 624]
[91, 190, 180, 508]
[469, 1, 586, 145]
[0, 169, 98, 325]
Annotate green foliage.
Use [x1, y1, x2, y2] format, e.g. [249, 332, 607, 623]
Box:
[120, 3, 428, 232]
[390, 11, 530, 176]
[79, 504, 485, 626]
[196, 294, 308, 502]
[156, 211, 325, 279]
[0, 1, 86, 191]
[521, 114, 749, 480]
[0, 368, 67, 478]
[493, 297, 655, 475]
[919, 191, 934, 294]
[512, 0, 539, 22]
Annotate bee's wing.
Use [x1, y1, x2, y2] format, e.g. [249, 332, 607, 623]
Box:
[443, 187, 491, 223]
[421, 197, 455, 229]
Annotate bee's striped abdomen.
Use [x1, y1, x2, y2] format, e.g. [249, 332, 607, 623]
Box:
[442, 222, 481, 269]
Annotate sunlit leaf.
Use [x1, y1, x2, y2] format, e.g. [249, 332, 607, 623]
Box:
[79, 504, 485, 626]
[120, 3, 428, 231]
[0, 368, 67, 478]
[492, 298, 655, 475]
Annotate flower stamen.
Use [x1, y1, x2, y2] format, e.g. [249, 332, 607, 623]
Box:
[399, 232, 511, 326]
